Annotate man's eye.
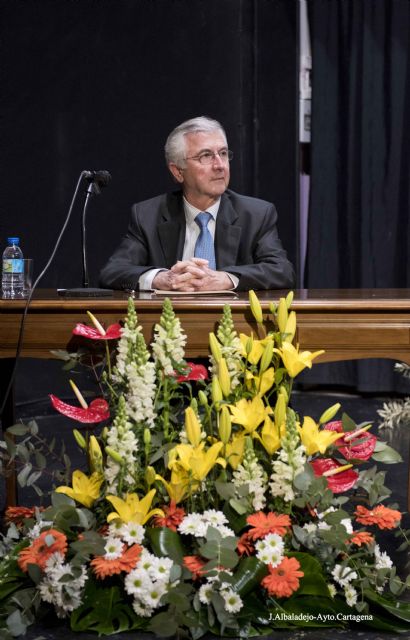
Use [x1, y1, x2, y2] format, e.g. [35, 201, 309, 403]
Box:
[200, 152, 213, 161]
[219, 150, 228, 158]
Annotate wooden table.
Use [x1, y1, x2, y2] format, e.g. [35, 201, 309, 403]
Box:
[1, 288, 410, 363]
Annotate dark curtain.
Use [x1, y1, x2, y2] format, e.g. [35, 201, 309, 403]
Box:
[0, 0, 298, 290]
[303, 0, 410, 392]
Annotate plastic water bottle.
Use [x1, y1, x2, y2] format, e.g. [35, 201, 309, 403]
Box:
[2, 237, 24, 298]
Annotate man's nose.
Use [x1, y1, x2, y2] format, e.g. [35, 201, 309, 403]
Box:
[212, 152, 225, 167]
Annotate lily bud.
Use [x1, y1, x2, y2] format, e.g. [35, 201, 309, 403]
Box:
[259, 340, 274, 374]
[105, 446, 123, 464]
[143, 428, 151, 446]
[69, 379, 88, 409]
[73, 429, 86, 449]
[284, 311, 297, 343]
[249, 290, 263, 323]
[279, 385, 289, 403]
[218, 358, 231, 397]
[87, 310, 106, 336]
[245, 335, 254, 356]
[269, 302, 277, 315]
[209, 332, 222, 362]
[211, 376, 223, 405]
[274, 393, 287, 429]
[190, 398, 198, 413]
[145, 465, 156, 486]
[101, 426, 109, 441]
[185, 406, 202, 447]
[285, 291, 294, 309]
[89, 435, 103, 472]
[218, 405, 232, 444]
[277, 298, 288, 333]
[319, 403, 341, 425]
[198, 390, 208, 406]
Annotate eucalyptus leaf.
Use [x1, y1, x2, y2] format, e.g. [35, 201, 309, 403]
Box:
[146, 527, 186, 563]
[6, 424, 30, 437]
[371, 445, 402, 463]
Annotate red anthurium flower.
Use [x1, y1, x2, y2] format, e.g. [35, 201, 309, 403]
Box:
[176, 362, 208, 382]
[72, 322, 122, 340]
[50, 395, 110, 423]
[325, 420, 376, 461]
[311, 458, 359, 493]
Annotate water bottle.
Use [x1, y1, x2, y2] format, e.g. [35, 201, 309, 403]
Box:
[2, 237, 24, 298]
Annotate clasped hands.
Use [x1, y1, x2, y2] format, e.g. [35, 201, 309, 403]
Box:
[152, 258, 233, 292]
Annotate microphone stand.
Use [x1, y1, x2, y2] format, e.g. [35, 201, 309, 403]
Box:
[61, 173, 113, 297]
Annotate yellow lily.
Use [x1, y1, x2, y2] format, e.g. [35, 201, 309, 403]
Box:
[277, 297, 288, 332]
[249, 289, 263, 323]
[55, 469, 103, 508]
[283, 311, 297, 343]
[298, 416, 345, 456]
[106, 489, 164, 525]
[239, 334, 265, 365]
[275, 342, 325, 378]
[155, 473, 190, 504]
[218, 358, 231, 397]
[170, 441, 226, 482]
[228, 396, 269, 433]
[254, 415, 285, 455]
[224, 433, 246, 469]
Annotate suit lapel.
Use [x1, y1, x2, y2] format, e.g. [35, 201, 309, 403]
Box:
[158, 192, 186, 266]
[215, 192, 241, 268]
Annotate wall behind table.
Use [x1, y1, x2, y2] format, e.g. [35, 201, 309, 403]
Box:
[1, 0, 298, 289]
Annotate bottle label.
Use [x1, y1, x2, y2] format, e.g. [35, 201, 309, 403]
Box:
[3, 259, 24, 273]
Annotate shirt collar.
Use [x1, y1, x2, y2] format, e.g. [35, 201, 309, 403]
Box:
[183, 196, 220, 224]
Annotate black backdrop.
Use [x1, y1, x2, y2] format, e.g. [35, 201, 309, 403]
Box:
[1, 0, 298, 289]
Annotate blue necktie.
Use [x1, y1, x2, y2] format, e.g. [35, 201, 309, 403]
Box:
[194, 212, 216, 270]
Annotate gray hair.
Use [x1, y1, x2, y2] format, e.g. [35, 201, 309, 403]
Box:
[164, 116, 227, 167]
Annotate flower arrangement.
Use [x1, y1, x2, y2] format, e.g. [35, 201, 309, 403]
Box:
[1, 292, 410, 638]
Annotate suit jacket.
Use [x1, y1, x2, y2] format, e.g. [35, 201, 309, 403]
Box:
[99, 189, 295, 291]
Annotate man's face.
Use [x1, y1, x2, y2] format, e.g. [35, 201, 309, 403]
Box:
[169, 130, 230, 207]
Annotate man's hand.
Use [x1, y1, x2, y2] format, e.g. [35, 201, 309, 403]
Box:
[153, 259, 234, 291]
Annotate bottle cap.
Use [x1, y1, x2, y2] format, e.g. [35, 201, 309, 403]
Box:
[7, 237, 20, 245]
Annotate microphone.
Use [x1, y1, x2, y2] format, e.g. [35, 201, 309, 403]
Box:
[58, 170, 113, 297]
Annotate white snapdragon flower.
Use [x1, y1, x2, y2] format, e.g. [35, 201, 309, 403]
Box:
[233, 448, 268, 510]
[269, 411, 306, 503]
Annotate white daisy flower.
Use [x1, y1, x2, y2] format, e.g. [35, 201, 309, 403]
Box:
[203, 510, 228, 526]
[221, 588, 243, 613]
[124, 569, 152, 596]
[132, 600, 153, 618]
[344, 585, 358, 607]
[198, 583, 214, 604]
[119, 522, 145, 545]
[103, 536, 123, 560]
[331, 564, 358, 587]
[178, 513, 207, 537]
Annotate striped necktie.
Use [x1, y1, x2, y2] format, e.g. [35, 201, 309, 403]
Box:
[194, 211, 216, 270]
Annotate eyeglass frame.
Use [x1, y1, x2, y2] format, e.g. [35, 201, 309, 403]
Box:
[184, 148, 234, 165]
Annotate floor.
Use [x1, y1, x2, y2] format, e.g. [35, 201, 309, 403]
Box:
[1, 360, 410, 639]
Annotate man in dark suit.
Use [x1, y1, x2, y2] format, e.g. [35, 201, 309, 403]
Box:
[99, 116, 295, 292]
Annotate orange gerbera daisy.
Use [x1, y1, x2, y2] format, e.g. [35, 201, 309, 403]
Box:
[18, 529, 68, 572]
[5, 506, 44, 527]
[237, 532, 255, 556]
[246, 511, 291, 540]
[261, 556, 304, 598]
[183, 555, 207, 580]
[91, 543, 142, 579]
[153, 501, 186, 531]
[355, 505, 402, 530]
[349, 531, 374, 546]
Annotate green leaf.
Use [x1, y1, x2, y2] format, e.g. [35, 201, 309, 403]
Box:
[230, 557, 268, 596]
[17, 463, 32, 487]
[6, 424, 30, 436]
[364, 588, 410, 623]
[341, 413, 357, 432]
[70, 582, 146, 634]
[146, 527, 186, 563]
[148, 611, 178, 637]
[371, 444, 402, 463]
[288, 552, 331, 597]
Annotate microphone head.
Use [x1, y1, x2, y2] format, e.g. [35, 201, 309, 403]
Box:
[84, 170, 111, 187]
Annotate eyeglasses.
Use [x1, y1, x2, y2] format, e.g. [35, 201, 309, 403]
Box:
[184, 149, 233, 165]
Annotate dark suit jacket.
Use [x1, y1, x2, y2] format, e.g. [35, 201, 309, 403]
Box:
[99, 189, 295, 291]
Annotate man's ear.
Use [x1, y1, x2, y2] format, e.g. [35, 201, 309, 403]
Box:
[168, 162, 184, 184]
